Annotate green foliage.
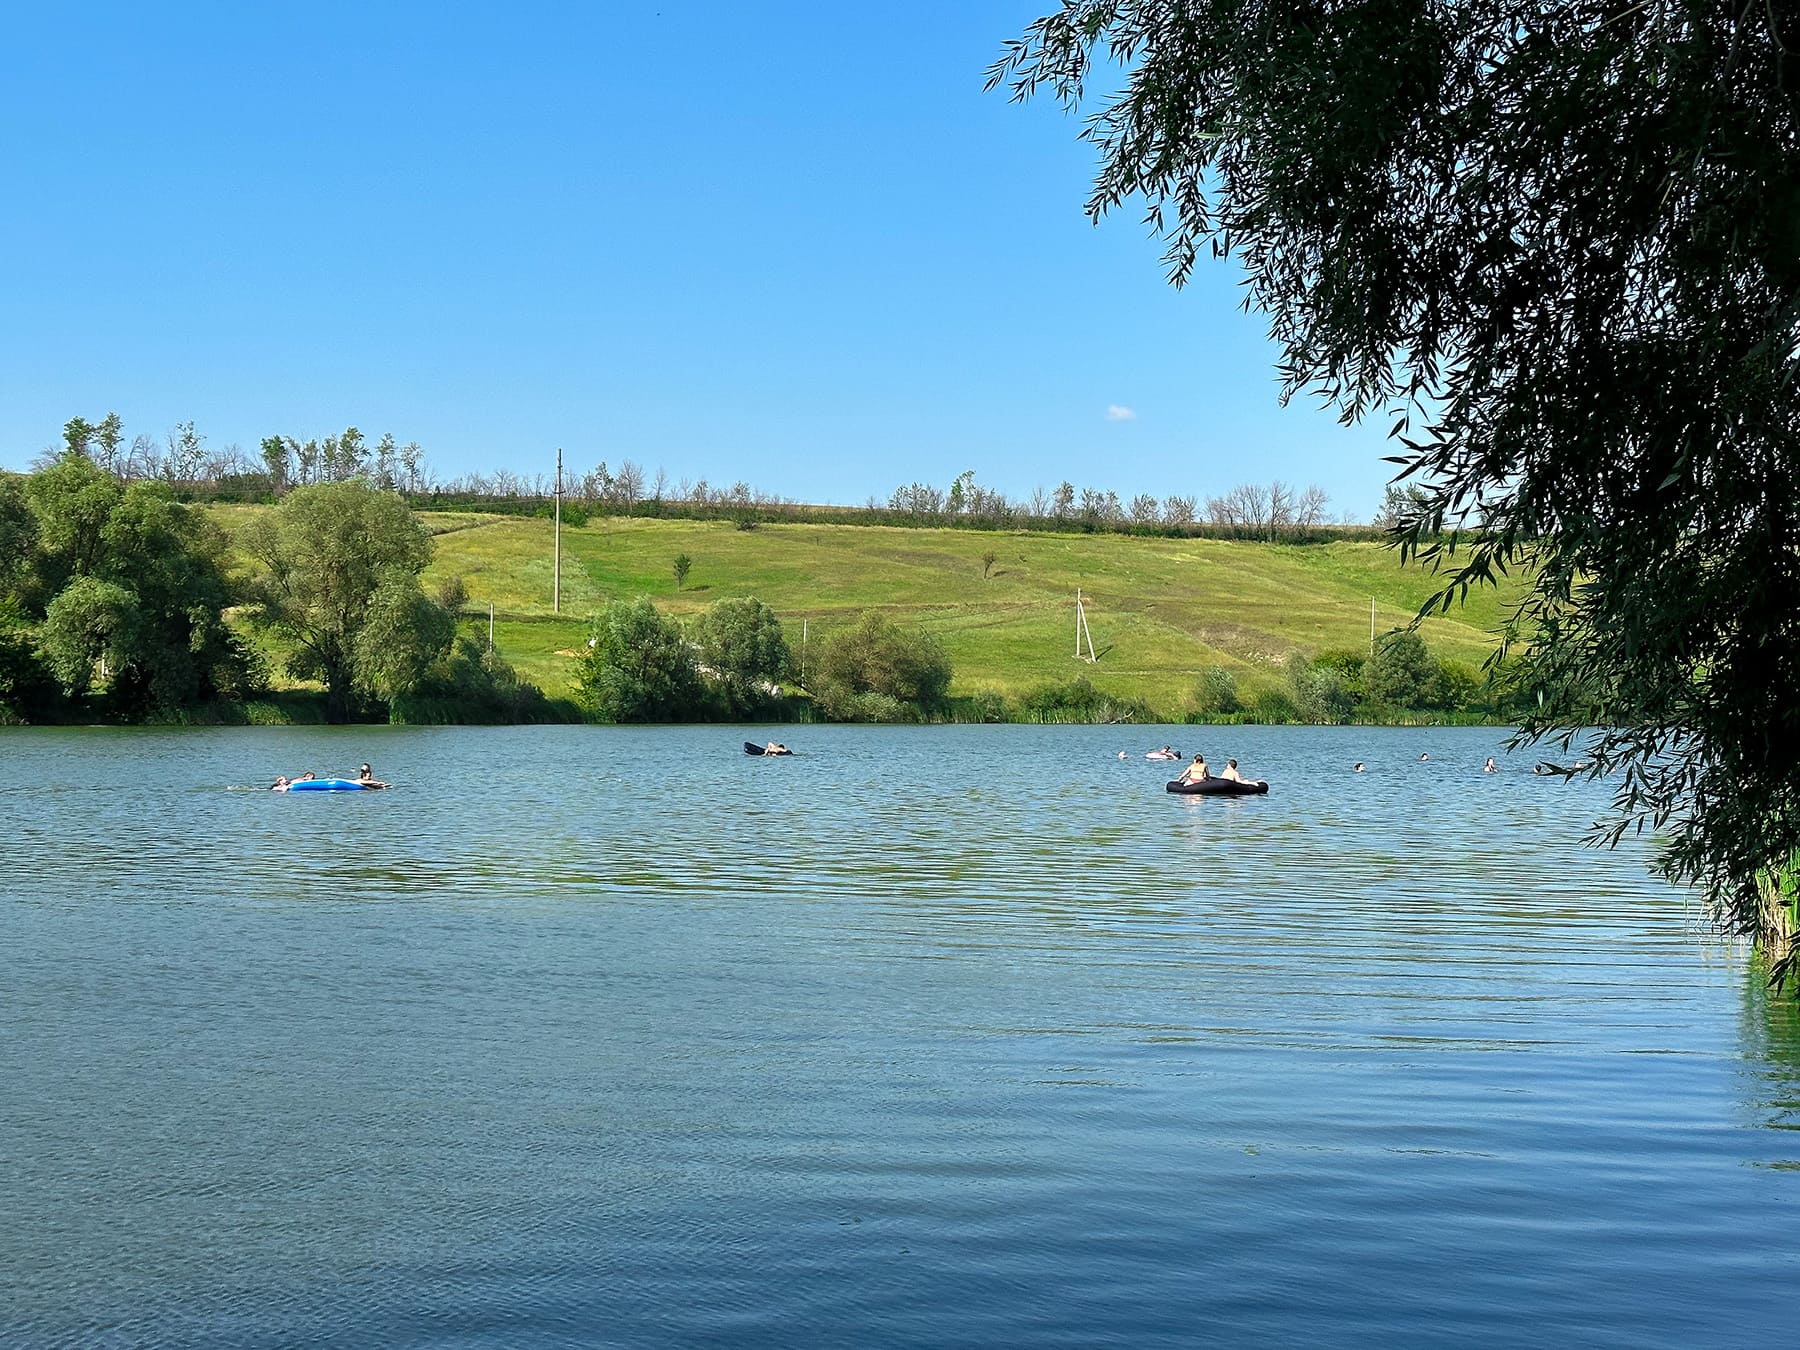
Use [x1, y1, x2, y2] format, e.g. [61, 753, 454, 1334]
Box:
[1020, 675, 1154, 724]
[1289, 657, 1356, 724]
[14, 460, 255, 713]
[0, 598, 56, 722]
[694, 597, 790, 716]
[0, 474, 38, 608]
[353, 575, 457, 701]
[25, 453, 121, 597]
[992, 0, 1800, 936]
[1246, 688, 1299, 725]
[1189, 665, 1240, 717]
[389, 637, 561, 725]
[240, 480, 438, 722]
[1365, 631, 1435, 710]
[963, 688, 1011, 723]
[672, 552, 692, 589]
[1432, 660, 1482, 714]
[574, 596, 702, 722]
[37, 577, 140, 695]
[436, 573, 469, 612]
[813, 611, 953, 721]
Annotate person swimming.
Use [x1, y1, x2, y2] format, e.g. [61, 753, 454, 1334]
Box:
[1484, 757, 1497, 773]
[1353, 762, 1366, 772]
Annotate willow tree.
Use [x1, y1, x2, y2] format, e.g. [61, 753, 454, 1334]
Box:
[241, 481, 450, 722]
[992, 1, 1800, 956]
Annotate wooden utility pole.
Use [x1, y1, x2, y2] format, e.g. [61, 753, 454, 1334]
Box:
[553, 448, 563, 615]
[1075, 589, 1097, 663]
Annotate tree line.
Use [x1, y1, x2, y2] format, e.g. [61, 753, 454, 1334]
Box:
[884, 470, 1338, 538]
[23, 414, 1390, 542]
[1, 456, 547, 725]
[574, 599, 951, 724]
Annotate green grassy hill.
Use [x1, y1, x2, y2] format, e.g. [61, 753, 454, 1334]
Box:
[390, 513, 1520, 710]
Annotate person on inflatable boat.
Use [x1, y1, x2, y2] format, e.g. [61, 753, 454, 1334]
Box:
[1176, 753, 1210, 785]
[1219, 758, 1245, 782]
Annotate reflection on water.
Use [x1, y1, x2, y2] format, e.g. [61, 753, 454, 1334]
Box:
[2, 724, 1797, 1347]
[1741, 975, 1800, 1166]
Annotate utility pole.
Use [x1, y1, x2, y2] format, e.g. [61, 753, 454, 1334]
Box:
[553, 448, 563, 615]
[1370, 598, 1376, 654]
[488, 601, 495, 652]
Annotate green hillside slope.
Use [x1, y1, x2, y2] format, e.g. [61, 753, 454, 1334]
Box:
[411, 515, 1519, 708]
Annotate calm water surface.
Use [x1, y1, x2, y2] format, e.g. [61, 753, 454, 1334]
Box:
[2, 724, 1796, 1347]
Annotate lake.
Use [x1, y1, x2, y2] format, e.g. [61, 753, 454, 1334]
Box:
[3, 724, 1796, 1347]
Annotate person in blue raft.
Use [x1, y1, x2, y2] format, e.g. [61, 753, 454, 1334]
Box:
[271, 765, 390, 791]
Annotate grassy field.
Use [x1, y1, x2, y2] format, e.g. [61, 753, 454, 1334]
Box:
[360, 513, 1528, 709]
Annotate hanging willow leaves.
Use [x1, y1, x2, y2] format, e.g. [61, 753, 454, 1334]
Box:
[992, 1, 1800, 938]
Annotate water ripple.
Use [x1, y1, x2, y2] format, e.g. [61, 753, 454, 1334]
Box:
[2, 723, 1796, 1348]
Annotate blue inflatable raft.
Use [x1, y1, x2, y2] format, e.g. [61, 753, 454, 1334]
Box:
[285, 778, 367, 791]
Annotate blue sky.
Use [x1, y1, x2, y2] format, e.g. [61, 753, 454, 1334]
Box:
[0, 2, 1397, 517]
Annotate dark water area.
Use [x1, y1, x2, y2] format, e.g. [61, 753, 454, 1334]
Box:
[3, 724, 1796, 1347]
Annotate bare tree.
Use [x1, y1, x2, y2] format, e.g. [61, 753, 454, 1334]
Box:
[1028, 485, 1051, 517]
[650, 465, 669, 503]
[1267, 480, 1295, 536]
[1295, 484, 1330, 528]
[1052, 481, 1075, 519]
[1163, 494, 1196, 525]
[615, 460, 645, 508]
[1237, 482, 1271, 533]
[1128, 492, 1161, 524]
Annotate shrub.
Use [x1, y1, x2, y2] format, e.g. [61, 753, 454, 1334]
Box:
[1021, 675, 1155, 724]
[963, 688, 1010, 723]
[694, 597, 790, 716]
[436, 574, 469, 612]
[574, 596, 702, 722]
[391, 637, 558, 724]
[1190, 665, 1241, 716]
[1246, 687, 1299, 723]
[1289, 657, 1357, 724]
[813, 611, 952, 721]
[1365, 630, 1434, 709]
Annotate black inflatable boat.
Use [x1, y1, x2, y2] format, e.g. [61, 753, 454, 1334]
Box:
[1166, 777, 1268, 795]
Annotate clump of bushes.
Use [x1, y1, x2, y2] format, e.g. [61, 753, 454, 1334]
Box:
[391, 638, 562, 724]
[811, 611, 952, 722]
[1020, 675, 1155, 724]
[1187, 665, 1242, 719]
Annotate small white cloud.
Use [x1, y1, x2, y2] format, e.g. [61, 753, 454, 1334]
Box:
[1105, 405, 1137, 422]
